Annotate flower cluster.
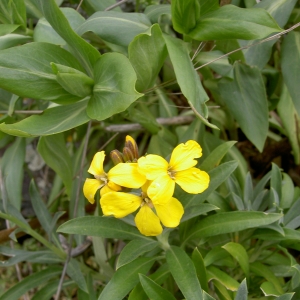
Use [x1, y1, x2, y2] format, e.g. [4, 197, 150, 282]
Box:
[83, 136, 210, 236]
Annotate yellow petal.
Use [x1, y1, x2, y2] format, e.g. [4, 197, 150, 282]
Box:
[108, 163, 146, 188]
[138, 155, 168, 180]
[175, 167, 210, 194]
[169, 140, 202, 172]
[100, 182, 121, 196]
[154, 197, 184, 228]
[88, 151, 106, 176]
[135, 205, 163, 236]
[100, 192, 142, 218]
[147, 173, 175, 204]
[83, 178, 103, 204]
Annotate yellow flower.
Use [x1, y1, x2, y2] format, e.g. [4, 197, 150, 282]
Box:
[138, 140, 210, 202]
[83, 151, 146, 204]
[100, 182, 184, 236]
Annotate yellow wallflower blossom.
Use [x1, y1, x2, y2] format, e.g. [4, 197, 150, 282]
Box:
[83, 151, 146, 204]
[138, 140, 210, 202]
[100, 181, 184, 236]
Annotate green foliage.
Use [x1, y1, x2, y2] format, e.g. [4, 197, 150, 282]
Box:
[0, 0, 299, 299]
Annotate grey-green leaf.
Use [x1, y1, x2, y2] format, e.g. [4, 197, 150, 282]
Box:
[218, 62, 268, 152]
[189, 5, 282, 41]
[77, 11, 151, 47]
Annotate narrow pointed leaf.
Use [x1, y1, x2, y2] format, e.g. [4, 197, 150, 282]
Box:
[222, 242, 249, 277]
[0, 266, 62, 300]
[166, 246, 203, 300]
[139, 274, 176, 300]
[185, 211, 282, 242]
[281, 31, 300, 116]
[163, 35, 217, 129]
[117, 239, 158, 269]
[58, 216, 151, 241]
[98, 257, 155, 300]
[0, 138, 25, 210]
[234, 278, 248, 300]
[0, 100, 89, 137]
[38, 133, 73, 194]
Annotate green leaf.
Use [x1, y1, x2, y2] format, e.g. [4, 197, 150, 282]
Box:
[199, 0, 219, 16]
[98, 257, 155, 300]
[0, 0, 26, 28]
[218, 62, 268, 152]
[29, 180, 52, 235]
[271, 163, 282, 200]
[67, 259, 88, 293]
[182, 160, 238, 208]
[200, 141, 236, 172]
[144, 4, 171, 24]
[128, 24, 167, 92]
[185, 211, 282, 242]
[87, 53, 143, 120]
[128, 264, 170, 300]
[277, 84, 300, 165]
[0, 266, 62, 300]
[281, 173, 295, 209]
[38, 133, 73, 194]
[171, 0, 200, 34]
[0, 42, 85, 103]
[181, 203, 219, 222]
[166, 246, 203, 300]
[234, 278, 248, 300]
[31, 0, 100, 76]
[195, 51, 233, 77]
[261, 281, 281, 296]
[281, 31, 300, 116]
[0, 137, 25, 210]
[0, 34, 31, 50]
[58, 216, 151, 241]
[163, 35, 217, 129]
[189, 5, 282, 41]
[139, 274, 176, 300]
[207, 265, 239, 291]
[117, 239, 158, 269]
[241, 0, 297, 69]
[33, 8, 85, 45]
[51, 63, 94, 98]
[31, 280, 74, 300]
[222, 242, 249, 277]
[0, 24, 20, 36]
[192, 248, 209, 292]
[250, 261, 284, 294]
[0, 100, 89, 137]
[276, 294, 295, 300]
[77, 11, 151, 47]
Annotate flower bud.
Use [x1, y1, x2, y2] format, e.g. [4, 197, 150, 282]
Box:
[125, 135, 139, 160]
[123, 147, 135, 162]
[110, 150, 124, 165]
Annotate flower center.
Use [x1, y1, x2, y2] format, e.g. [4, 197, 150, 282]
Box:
[94, 174, 108, 184]
[167, 168, 176, 180]
[141, 192, 154, 208]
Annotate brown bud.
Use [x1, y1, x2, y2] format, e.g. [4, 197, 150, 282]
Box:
[125, 135, 139, 160]
[110, 150, 124, 165]
[123, 147, 135, 162]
